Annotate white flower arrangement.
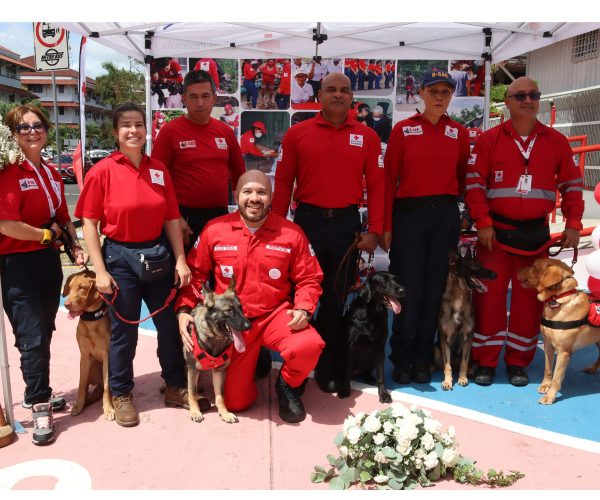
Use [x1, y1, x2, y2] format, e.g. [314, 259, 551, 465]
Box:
[311, 403, 524, 490]
[0, 116, 25, 170]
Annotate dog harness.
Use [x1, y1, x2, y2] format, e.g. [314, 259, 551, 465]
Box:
[80, 304, 108, 322]
[541, 292, 600, 329]
[192, 333, 232, 370]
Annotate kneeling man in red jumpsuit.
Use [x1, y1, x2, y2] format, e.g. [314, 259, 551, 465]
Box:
[175, 170, 324, 422]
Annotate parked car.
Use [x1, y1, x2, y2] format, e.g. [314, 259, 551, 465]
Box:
[88, 149, 111, 164]
[47, 154, 93, 183]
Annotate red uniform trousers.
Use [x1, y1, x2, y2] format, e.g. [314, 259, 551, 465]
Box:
[224, 302, 324, 412]
[472, 244, 543, 368]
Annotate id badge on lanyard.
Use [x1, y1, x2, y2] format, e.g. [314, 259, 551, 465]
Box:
[514, 136, 536, 194]
[27, 159, 59, 218]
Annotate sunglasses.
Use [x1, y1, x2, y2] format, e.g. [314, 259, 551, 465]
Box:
[16, 123, 48, 134]
[506, 92, 542, 102]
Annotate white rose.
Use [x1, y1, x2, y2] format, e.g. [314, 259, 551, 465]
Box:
[339, 445, 349, 458]
[391, 402, 410, 417]
[373, 475, 389, 484]
[424, 451, 439, 470]
[364, 415, 382, 433]
[343, 415, 356, 433]
[441, 448, 459, 467]
[420, 432, 435, 451]
[405, 412, 423, 427]
[383, 421, 394, 435]
[354, 412, 365, 424]
[374, 451, 388, 464]
[448, 425, 456, 438]
[347, 425, 362, 445]
[423, 417, 442, 436]
[373, 433, 385, 445]
[396, 438, 412, 456]
[421, 408, 433, 417]
[8, 150, 16, 164]
[414, 449, 425, 460]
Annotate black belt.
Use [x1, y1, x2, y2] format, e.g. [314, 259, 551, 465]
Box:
[105, 237, 162, 249]
[491, 212, 546, 228]
[296, 202, 359, 219]
[394, 194, 458, 210]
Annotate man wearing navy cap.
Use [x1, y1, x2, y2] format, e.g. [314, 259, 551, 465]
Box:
[382, 68, 470, 384]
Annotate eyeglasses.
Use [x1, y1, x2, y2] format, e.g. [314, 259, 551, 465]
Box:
[506, 92, 542, 102]
[426, 88, 453, 98]
[15, 123, 47, 134]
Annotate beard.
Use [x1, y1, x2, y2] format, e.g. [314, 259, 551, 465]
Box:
[239, 202, 269, 224]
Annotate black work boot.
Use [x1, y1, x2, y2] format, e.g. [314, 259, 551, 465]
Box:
[275, 371, 306, 423]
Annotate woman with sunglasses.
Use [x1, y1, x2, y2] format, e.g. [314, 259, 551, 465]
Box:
[75, 102, 196, 428]
[464, 77, 584, 388]
[381, 68, 470, 385]
[0, 104, 86, 445]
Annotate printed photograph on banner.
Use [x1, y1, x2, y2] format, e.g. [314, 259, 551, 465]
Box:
[241, 59, 291, 111]
[450, 59, 486, 97]
[152, 110, 185, 140]
[392, 111, 418, 127]
[212, 96, 240, 136]
[290, 56, 343, 109]
[150, 57, 188, 110]
[447, 97, 485, 129]
[395, 59, 449, 111]
[291, 112, 317, 126]
[240, 112, 290, 181]
[350, 97, 393, 146]
[344, 59, 394, 97]
[189, 58, 238, 95]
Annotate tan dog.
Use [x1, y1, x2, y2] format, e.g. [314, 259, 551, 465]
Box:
[518, 258, 600, 404]
[63, 269, 114, 420]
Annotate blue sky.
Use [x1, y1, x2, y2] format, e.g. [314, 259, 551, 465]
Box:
[0, 22, 133, 79]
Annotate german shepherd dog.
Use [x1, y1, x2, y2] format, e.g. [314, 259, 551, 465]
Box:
[185, 277, 251, 423]
[337, 272, 406, 403]
[437, 248, 497, 390]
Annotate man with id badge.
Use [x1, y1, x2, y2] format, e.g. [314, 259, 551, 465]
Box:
[464, 77, 584, 387]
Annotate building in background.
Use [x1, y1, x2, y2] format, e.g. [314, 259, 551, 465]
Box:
[0, 45, 38, 104]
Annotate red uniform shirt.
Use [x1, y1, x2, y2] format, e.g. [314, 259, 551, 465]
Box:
[261, 63, 277, 84]
[385, 63, 394, 73]
[358, 60, 367, 72]
[465, 120, 584, 230]
[346, 59, 358, 72]
[75, 152, 180, 242]
[193, 59, 220, 90]
[243, 63, 258, 80]
[240, 130, 267, 157]
[151, 116, 245, 209]
[272, 113, 385, 235]
[176, 211, 323, 318]
[0, 160, 70, 254]
[158, 60, 183, 83]
[384, 113, 470, 231]
[278, 62, 291, 95]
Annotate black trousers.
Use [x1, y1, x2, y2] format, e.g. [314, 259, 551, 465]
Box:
[102, 239, 186, 396]
[388, 201, 460, 369]
[179, 205, 229, 252]
[1, 248, 62, 405]
[294, 204, 361, 380]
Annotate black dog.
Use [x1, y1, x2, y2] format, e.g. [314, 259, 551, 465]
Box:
[437, 248, 497, 390]
[337, 272, 405, 403]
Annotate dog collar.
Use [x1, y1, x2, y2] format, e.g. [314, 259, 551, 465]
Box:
[80, 304, 108, 322]
[544, 289, 578, 308]
[192, 334, 233, 370]
[541, 316, 588, 330]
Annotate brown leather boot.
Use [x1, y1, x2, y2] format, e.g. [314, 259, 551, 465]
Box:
[164, 385, 211, 412]
[112, 394, 139, 427]
[0, 402, 15, 448]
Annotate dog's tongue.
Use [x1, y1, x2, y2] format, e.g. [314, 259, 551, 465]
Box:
[67, 310, 82, 320]
[231, 329, 246, 353]
[386, 297, 402, 315]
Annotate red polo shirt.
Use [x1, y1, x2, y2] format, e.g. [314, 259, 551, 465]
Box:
[193, 59, 221, 90]
[240, 130, 267, 157]
[272, 112, 384, 235]
[278, 62, 291, 95]
[261, 63, 277, 84]
[243, 64, 258, 80]
[384, 113, 470, 231]
[0, 160, 70, 254]
[176, 211, 323, 318]
[151, 116, 245, 209]
[75, 152, 180, 242]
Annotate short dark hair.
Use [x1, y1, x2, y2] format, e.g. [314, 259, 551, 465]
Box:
[183, 70, 216, 94]
[112, 102, 146, 130]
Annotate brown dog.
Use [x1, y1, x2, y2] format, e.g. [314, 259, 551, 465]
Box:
[63, 269, 114, 420]
[518, 258, 600, 404]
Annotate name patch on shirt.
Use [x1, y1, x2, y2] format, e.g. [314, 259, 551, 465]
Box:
[445, 125, 458, 139]
[199, 61, 210, 71]
[179, 140, 196, 149]
[214, 245, 238, 252]
[149, 169, 165, 186]
[402, 125, 423, 136]
[220, 265, 234, 278]
[266, 244, 291, 254]
[19, 178, 38, 191]
[378, 154, 384, 168]
[468, 154, 477, 165]
[349, 134, 364, 147]
[495, 170, 504, 183]
[215, 137, 228, 150]
[249, 137, 255, 144]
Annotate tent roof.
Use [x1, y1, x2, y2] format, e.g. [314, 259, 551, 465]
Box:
[60, 22, 600, 63]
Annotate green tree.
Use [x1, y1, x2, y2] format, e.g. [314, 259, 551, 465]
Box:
[95, 61, 145, 106]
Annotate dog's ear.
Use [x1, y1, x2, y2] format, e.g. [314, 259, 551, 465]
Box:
[358, 279, 372, 303]
[540, 261, 574, 289]
[201, 280, 215, 308]
[227, 274, 237, 293]
[449, 247, 459, 265]
[62, 273, 75, 297]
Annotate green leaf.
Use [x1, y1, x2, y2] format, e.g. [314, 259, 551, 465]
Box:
[435, 442, 444, 457]
[325, 468, 337, 481]
[329, 476, 346, 490]
[363, 459, 375, 469]
[428, 463, 441, 482]
[327, 454, 338, 466]
[359, 471, 372, 482]
[313, 466, 327, 475]
[405, 480, 417, 490]
[388, 478, 405, 490]
[311, 471, 325, 483]
[334, 432, 345, 447]
[382, 446, 397, 459]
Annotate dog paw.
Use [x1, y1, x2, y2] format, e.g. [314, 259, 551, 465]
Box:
[441, 380, 453, 391]
[71, 403, 84, 416]
[457, 377, 469, 387]
[190, 411, 204, 423]
[378, 391, 392, 404]
[538, 394, 556, 405]
[537, 383, 550, 394]
[104, 408, 115, 421]
[220, 411, 239, 424]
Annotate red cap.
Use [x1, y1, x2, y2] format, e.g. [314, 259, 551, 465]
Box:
[251, 121, 267, 133]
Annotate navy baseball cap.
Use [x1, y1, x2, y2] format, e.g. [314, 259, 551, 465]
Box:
[421, 68, 455, 88]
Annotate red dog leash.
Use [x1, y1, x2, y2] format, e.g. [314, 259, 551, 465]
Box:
[494, 235, 579, 267]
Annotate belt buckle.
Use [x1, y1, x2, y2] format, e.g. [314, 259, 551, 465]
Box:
[323, 208, 335, 218]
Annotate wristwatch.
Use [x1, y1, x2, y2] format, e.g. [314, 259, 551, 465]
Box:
[40, 228, 55, 245]
[296, 309, 311, 320]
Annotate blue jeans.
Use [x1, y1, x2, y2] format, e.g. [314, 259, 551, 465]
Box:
[243, 79, 258, 108]
[102, 239, 186, 396]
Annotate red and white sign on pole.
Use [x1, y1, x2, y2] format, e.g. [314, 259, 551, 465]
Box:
[33, 22, 70, 71]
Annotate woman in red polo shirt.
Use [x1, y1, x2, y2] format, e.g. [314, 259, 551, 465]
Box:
[76, 102, 193, 428]
[0, 104, 86, 446]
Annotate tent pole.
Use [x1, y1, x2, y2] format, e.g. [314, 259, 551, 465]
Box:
[0, 275, 15, 428]
[483, 28, 492, 131]
[144, 31, 153, 154]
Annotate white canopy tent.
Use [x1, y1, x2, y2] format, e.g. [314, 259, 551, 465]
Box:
[2, 21, 600, 427]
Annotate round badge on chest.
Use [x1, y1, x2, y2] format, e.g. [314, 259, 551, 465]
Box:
[269, 268, 281, 280]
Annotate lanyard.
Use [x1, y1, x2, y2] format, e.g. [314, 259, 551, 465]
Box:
[513, 135, 537, 174]
[26, 159, 61, 218]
